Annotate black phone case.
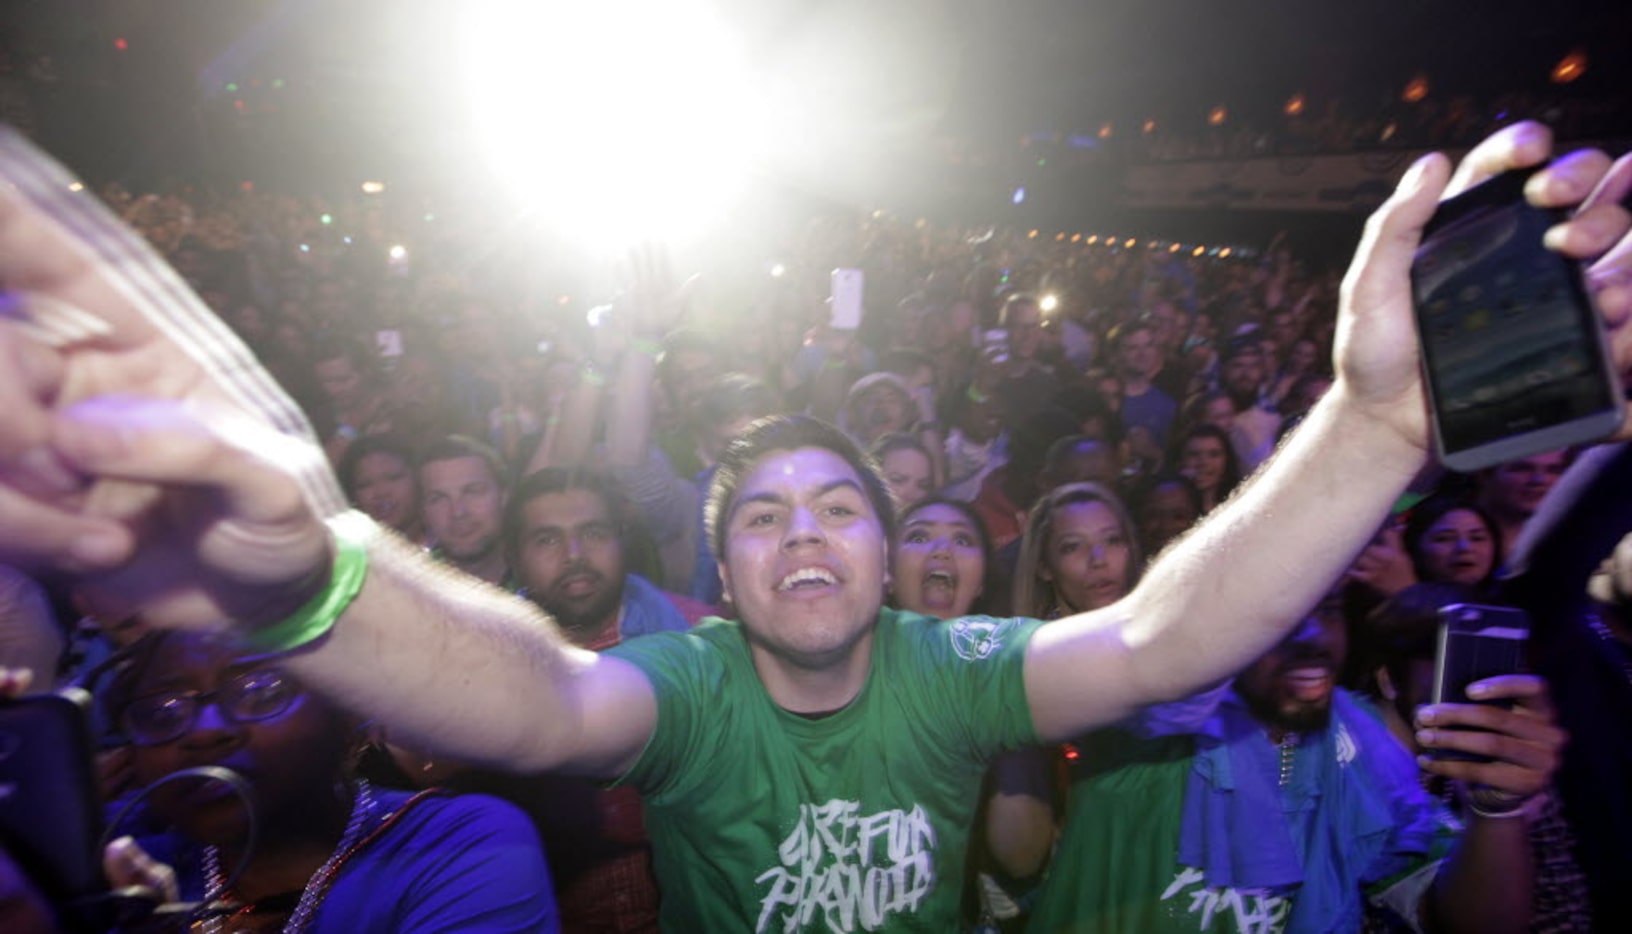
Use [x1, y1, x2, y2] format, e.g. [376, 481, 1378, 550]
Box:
[0, 690, 106, 903]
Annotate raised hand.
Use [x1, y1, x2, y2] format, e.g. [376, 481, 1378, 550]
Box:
[1334, 122, 1632, 450]
[1414, 674, 1566, 812]
[0, 128, 336, 632]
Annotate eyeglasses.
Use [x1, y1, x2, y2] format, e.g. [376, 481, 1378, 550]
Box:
[120, 670, 301, 746]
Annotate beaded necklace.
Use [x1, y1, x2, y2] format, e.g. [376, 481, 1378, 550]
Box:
[199, 779, 377, 934]
[1276, 732, 1300, 787]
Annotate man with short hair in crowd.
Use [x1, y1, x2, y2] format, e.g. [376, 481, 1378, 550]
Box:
[500, 467, 707, 932]
[419, 434, 513, 587]
[1111, 316, 1178, 452]
[993, 292, 1061, 424]
[1219, 332, 1283, 471]
[0, 124, 1625, 932]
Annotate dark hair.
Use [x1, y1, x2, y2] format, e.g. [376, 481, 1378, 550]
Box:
[504, 467, 661, 582]
[1169, 423, 1243, 499]
[1050, 386, 1121, 444]
[310, 330, 382, 381]
[1106, 316, 1156, 351]
[1349, 581, 1481, 704]
[657, 328, 718, 384]
[415, 434, 510, 488]
[337, 433, 420, 502]
[1132, 472, 1203, 523]
[999, 292, 1040, 326]
[705, 415, 896, 562]
[692, 373, 783, 434]
[1402, 495, 1503, 588]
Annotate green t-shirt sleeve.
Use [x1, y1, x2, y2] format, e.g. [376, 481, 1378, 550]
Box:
[900, 614, 1048, 759]
[603, 623, 733, 801]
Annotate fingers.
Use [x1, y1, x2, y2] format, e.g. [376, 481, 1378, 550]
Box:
[1443, 121, 1554, 199]
[0, 483, 131, 572]
[52, 397, 318, 531]
[102, 836, 179, 903]
[0, 667, 32, 698]
[1415, 677, 1565, 797]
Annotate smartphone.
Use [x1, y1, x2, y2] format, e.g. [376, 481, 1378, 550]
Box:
[1410, 166, 1624, 472]
[0, 690, 106, 906]
[1429, 603, 1529, 762]
[981, 328, 1010, 365]
[830, 268, 865, 331]
[374, 329, 404, 358]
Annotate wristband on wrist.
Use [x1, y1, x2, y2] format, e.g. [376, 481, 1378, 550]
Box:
[966, 384, 990, 405]
[242, 511, 375, 654]
[630, 336, 663, 358]
[1467, 796, 1536, 820]
[580, 361, 608, 387]
[1464, 785, 1543, 820]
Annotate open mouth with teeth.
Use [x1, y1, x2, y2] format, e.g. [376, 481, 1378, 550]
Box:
[778, 567, 838, 592]
[1280, 665, 1335, 702]
[920, 569, 959, 607]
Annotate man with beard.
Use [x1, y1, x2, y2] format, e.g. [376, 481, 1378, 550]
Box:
[500, 467, 706, 932]
[1027, 588, 1564, 933]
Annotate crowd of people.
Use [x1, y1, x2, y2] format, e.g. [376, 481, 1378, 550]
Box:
[0, 115, 1629, 934]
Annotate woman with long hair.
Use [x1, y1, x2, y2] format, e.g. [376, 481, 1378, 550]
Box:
[973, 483, 1145, 931]
[1172, 423, 1242, 514]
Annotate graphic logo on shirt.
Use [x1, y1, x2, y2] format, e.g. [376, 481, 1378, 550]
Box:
[949, 620, 1002, 661]
[1334, 720, 1357, 768]
[754, 799, 937, 933]
[1160, 866, 1291, 933]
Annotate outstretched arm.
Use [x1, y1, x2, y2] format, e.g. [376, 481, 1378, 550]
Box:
[1023, 125, 1632, 742]
[0, 129, 654, 777]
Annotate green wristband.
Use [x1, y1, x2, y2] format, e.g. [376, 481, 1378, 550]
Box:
[966, 384, 990, 405]
[630, 337, 663, 358]
[243, 511, 374, 654]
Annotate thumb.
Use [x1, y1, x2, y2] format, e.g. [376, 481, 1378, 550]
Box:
[1340, 153, 1452, 317]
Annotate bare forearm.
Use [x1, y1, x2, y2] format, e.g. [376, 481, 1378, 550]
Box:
[605, 349, 657, 467]
[527, 375, 602, 472]
[1028, 388, 1425, 739]
[1427, 814, 1534, 934]
[1123, 390, 1422, 698]
[281, 529, 600, 771]
[983, 749, 1058, 879]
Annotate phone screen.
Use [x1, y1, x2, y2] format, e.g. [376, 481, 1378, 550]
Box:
[1411, 168, 1622, 470]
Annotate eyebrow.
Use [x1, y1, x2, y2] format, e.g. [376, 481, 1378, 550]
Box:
[735, 478, 868, 514]
[904, 517, 974, 532]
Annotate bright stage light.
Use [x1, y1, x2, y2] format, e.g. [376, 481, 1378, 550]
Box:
[1039, 294, 1060, 313]
[461, 0, 763, 245]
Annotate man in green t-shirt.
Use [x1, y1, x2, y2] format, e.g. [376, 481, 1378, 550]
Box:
[0, 124, 1626, 932]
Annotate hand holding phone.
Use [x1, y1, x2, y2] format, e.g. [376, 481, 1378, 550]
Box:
[1416, 671, 1563, 813]
[1410, 167, 1624, 471]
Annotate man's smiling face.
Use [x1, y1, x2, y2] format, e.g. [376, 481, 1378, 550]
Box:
[719, 446, 890, 674]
